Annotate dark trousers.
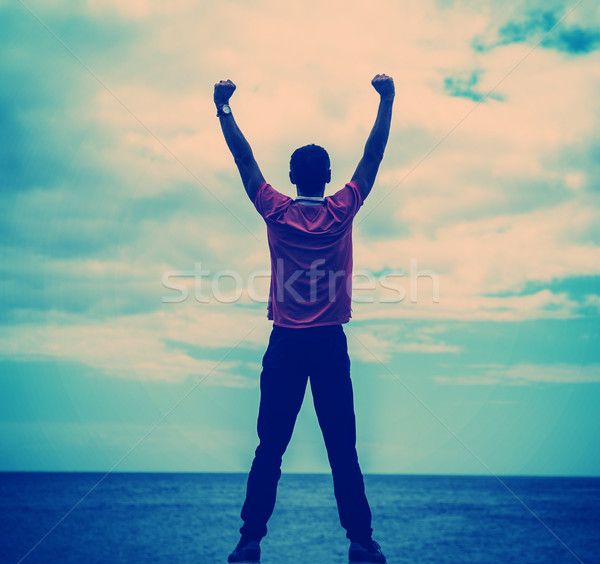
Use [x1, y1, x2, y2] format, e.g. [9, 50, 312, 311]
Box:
[239, 324, 373, 542]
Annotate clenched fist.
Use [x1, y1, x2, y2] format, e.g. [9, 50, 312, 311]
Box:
[214, 79, 236, 107]
[371, 74, 394, 100]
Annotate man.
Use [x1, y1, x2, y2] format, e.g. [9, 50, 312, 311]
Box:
[215, 74, 394, 564]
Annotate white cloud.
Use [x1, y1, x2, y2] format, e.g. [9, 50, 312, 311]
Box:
[435, 363, 600, 385]
[347, 323, 461, 363]
[0, 306, 270, 384]
[352, 192, 600, 321]
[85, 0, 196, 19]
[584, 294, 600, 312]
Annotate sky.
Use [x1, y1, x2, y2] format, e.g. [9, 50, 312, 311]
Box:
[1, 0, 599, 476]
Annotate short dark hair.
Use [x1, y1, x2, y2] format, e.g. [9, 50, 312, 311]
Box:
[290, 144, 330, 194]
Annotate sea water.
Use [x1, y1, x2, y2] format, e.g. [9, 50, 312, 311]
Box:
[1, 472, 599, 564]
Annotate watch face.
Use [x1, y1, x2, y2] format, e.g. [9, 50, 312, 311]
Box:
[222, 104, 231, 114]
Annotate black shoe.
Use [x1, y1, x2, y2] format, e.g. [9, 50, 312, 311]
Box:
[348, 538, 387, 563]
[227, 538, 260, 563]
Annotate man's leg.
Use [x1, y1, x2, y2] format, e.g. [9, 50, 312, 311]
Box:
[239, 327, 308, 541]
[309, 327, 373, 542]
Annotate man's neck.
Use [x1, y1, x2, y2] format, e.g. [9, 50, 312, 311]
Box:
[297, 186, 325, 199]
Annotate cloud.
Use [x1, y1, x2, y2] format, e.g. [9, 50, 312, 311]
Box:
[584, 294, 600, 312]
[477, 10, 600, 55]
[348, 323, 461, 363]
[435, 363, 600, 385]
[0, 306, 270, 384]
[351, 191, 600, 321]
[443, 69, 504, 102]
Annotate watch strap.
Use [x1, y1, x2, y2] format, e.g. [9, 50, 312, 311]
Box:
[216, 104, 231, 117]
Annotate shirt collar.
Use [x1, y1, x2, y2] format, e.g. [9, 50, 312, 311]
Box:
[296, 195, 325, 204]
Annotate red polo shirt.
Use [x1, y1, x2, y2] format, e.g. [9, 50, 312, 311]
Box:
[253, 181, 363, 327]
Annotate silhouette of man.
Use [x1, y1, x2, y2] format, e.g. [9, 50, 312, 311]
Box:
[215, 74, 394, 564]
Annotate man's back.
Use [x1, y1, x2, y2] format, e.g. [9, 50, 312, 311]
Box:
[253, 180, 364, 327]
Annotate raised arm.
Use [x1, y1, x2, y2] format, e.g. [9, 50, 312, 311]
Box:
[214, 79, 265, 201]
[351, 74, 395, 200]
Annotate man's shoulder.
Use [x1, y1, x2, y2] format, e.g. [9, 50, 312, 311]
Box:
[254, 182, 293, 217]
[327, 181, 364, 209]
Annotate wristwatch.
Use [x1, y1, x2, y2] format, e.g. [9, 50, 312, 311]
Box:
[216, 104, 231, 117]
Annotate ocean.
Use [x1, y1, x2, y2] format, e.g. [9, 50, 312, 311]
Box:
[1, 472, 598, 564]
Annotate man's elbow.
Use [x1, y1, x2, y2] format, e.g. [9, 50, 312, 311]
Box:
[234, 151, 254, 167]
[363, 146, 385, 165]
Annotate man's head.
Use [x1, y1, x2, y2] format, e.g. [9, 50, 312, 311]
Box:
[289, 144, 331, 196]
